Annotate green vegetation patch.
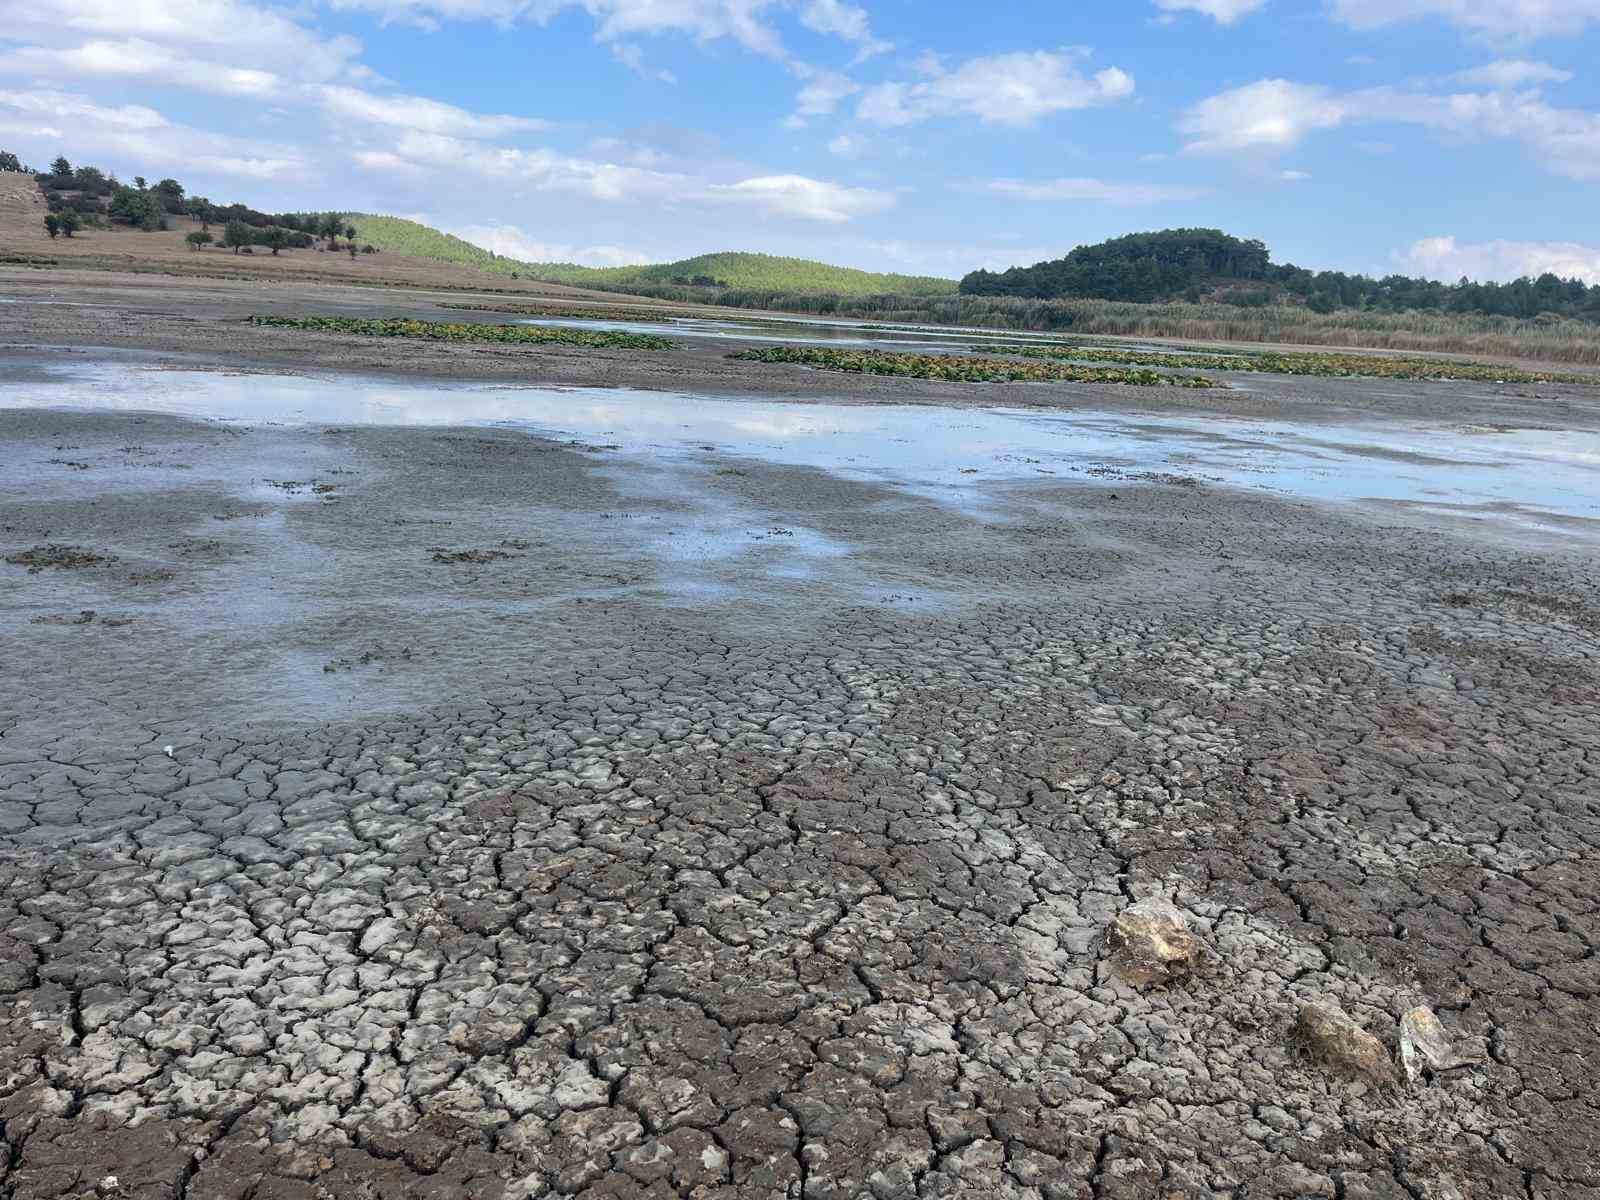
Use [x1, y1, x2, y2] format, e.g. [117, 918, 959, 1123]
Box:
[438, 302, 684, 321]
[974, 343, 1591, 385]
[249, 315, 676, 350]
[729, 346, 1221, 387]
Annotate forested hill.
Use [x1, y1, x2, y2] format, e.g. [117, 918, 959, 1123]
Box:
[961, 228, 1600, 322]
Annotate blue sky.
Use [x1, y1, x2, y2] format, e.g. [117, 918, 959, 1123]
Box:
[2, 0, 1598, 282]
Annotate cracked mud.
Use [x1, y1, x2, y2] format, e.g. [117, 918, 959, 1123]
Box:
[1, 361, 1598, 1200]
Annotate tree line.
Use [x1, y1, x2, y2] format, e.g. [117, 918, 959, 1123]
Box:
[959, 228, 1600, 324]
[22, 151, 372, 256]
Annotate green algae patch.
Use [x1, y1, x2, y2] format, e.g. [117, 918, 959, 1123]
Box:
[249, 315, 676, 350]
[729, 346, 1221, 387]
[974, 343, 1591, 385]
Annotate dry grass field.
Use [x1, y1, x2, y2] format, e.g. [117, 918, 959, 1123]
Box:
[0, 171, 671, 306]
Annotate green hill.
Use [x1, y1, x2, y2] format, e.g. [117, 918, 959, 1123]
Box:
[348, 215, 957, 297]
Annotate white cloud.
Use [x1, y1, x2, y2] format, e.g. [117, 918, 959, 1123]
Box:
[1450, 59, 1573, 87]
[319, 85, 549, 137]
[322, 0, 884, 63]
[1179, 79, 1348, 153]
[1154, 0, 1268, 23]
[785, 69, 859, 126]
[1330, 0, 1600, 41]
[450, 221, 650, 266]
[8, 0, 362, 84]
[1370, 86, 1600, 180]
[1279, 168, 1311, 180]
[987, 177, 1210, 204]
[1181, 76, 1600, 179]
[0, 88, 303, 179]
[711, 174, 893, 222]
[0, 39, 282, 97]
[1398, 235, 1600, 283]
[857, 51, 1134, 128]
[609, 42, 677, 81]
[358, 132, 890, 222]
[797, 0, 886, 53]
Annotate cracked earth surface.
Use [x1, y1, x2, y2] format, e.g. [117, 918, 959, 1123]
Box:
[0, 382, 1597, 1200]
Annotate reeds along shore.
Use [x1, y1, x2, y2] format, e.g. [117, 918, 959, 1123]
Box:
[578, 286, 1600, 365]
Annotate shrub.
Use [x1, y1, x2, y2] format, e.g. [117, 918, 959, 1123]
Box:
[186, 231, 213, 251]
[57, 210, 81, 238]
[44, 214, 59, 239]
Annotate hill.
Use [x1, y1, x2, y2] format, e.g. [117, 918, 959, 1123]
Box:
[348, 215, 957, 297]
[961, 227, 1600, 323]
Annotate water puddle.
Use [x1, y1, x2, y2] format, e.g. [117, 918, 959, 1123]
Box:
[3, 354, 1597, 536]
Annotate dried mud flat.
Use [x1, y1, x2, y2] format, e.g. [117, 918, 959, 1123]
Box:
[2, 299, 1600, 1199]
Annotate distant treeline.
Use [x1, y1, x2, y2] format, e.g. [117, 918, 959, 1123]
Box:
[959, 229, 1600, 324]
[564, 283, 1600, 365]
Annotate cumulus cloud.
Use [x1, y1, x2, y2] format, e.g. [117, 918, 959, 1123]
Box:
[797, 0, 886, 53]
[857, 51, 1134, 127]
[0, 39, 282, 97]
[321, 0, 885, 63]
[9, 0, 362, 84]
[1153, 0, 1268, 23]
[0, 88, 303, 178]
[710, 174, 894, 221]
[1181, 75, 1600, 179]
[319, 85, 550, 137]
[449, 221, 651, 266]
[1329, 0, 1600, 41]
[1398, 235, 1600, 283]
[986, 177, 1210, 204]
[785, 69, 859, 126]
[1450, 59, 1573, 87]
[1178, 79, 1347, 153]
[357, 132, 891, 222]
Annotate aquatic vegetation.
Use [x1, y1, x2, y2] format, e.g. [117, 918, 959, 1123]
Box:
[973, 343, 1593, 384]
[249, 315, 676, 350]
[438, 302, 688, 321]
[729, 345, 1221, 387]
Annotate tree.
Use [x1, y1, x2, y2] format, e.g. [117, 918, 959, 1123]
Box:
[319, 213, 343, 245]
[50, 155, 71, 178]
[185, 231, 213, 251]
[108, 185, 162, 230]
[343, 224, 356, 242]
[154, 178, 185, 212]
[73, 166, 107, 194]
[57, 210, 81, 237]
[0, 151, 21, 173]
[348, 242, 358, 259]
[44, 214, 59, 239]
[259, 226, 288, 255]
[133, 176, 147, 190]
[223, 220, 252, 254]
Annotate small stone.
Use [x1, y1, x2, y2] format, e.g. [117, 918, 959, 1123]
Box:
[1293, 1002, 1396, 1087]
[1106, 898, 1203, 987]
[97, 1177, 120, 1196]
[1399, 1006, 1479, 1084]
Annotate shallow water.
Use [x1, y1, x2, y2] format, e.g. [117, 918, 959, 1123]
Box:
[513, 313, 1070, 353]
[3, 355, 1597, 535]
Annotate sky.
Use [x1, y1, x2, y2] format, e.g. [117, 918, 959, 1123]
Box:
[1, 0, 1598, 283]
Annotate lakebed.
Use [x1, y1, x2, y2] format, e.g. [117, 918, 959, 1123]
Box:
[2, 277, 1599, 1199]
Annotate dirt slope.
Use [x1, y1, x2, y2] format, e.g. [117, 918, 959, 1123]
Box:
[0, 171, 658, 304]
